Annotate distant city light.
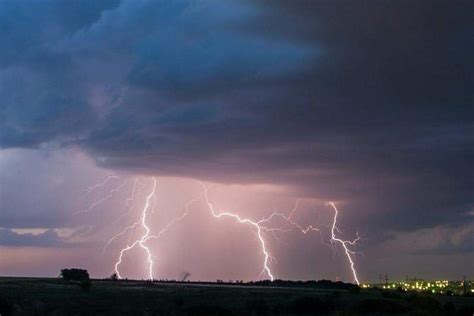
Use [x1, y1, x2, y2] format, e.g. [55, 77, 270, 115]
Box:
[365, 279, 472, 295]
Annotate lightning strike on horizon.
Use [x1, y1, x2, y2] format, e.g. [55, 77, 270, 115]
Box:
[103, 179, 204, 280]
[106, 191, 202, 254]
[327, 202, 361, 285]
[82, 176, 362, 284]
[114, 178, 157, 280]
[201, 183, 276, 281]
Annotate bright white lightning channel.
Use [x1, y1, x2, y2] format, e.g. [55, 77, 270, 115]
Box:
[327, 202, 361, 285]
[201, 184, 277, 281]
[114, 178, 157, 280]
[92, 177, 362, 284]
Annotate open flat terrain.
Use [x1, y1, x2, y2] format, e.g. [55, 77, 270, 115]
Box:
[0, 277, 473, 315]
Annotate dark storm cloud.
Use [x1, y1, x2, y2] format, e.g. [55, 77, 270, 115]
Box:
[0, 0, 120, 147]
[0, 0, 473, 235]
[377, 222, 474, 255]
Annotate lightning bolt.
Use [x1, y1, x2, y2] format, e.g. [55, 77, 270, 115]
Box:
[258, 201, 361, 284]
[102, 221, 140, 255]
[114, 178, 157, 280]
[285, 201, 331, 248]
[283, 200, 322, 235]
[80, 176, 363, 284]
[201, 184, 275, 281]
[105, 181, 203, 279]
[256, 200, 328, 247]
[327, 202, 361, 285]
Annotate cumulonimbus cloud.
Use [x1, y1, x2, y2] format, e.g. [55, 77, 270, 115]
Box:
[0, 0, 473, 235]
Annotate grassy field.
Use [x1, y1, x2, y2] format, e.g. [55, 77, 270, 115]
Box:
[0, 277, 473, 315]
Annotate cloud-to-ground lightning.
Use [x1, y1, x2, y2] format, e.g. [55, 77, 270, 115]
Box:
[114, 178, 157, 280]
[201, 183, 276, 281]
[105, 190, 202, 254]
[101, 180, 143, 256]
[80, 175, 363, 284]
[102, 220, 140, 255]
[327, 202, 361, 285]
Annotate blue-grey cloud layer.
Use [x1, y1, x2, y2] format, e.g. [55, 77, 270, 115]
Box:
[1, 0, 473, 236]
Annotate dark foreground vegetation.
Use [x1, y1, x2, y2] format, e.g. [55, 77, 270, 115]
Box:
[0, 277, 473, 315]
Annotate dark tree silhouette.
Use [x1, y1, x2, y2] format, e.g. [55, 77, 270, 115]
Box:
[109, 273, 119, 281]
[60, 268, 90, 281]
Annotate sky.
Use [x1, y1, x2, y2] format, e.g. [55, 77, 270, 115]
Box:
[0, 0, 473, 283]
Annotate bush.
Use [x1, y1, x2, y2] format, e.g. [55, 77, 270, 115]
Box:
[60, 268, 90, 281]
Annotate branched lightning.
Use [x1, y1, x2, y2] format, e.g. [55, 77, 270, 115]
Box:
[75, 179, 127, 214]
[102, 221, 140, 254]
[110, 178, 145, 227]
[287, 198, 301, 220]
[256, 201, 329, 248]
[201, 183, 276, 281]
[125, 178, 140, 206]
[83, 174, 120, 198]
[105, 181, 203, 279]
[114, 178, 157, 280]
[79, 175, 363, 284]
[327, 202, 361, 285]
[286, 200, 323, 235]
[145, 193, 202, 242]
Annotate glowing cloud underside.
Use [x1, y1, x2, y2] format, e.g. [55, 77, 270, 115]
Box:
[82, 176, 362, 283]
